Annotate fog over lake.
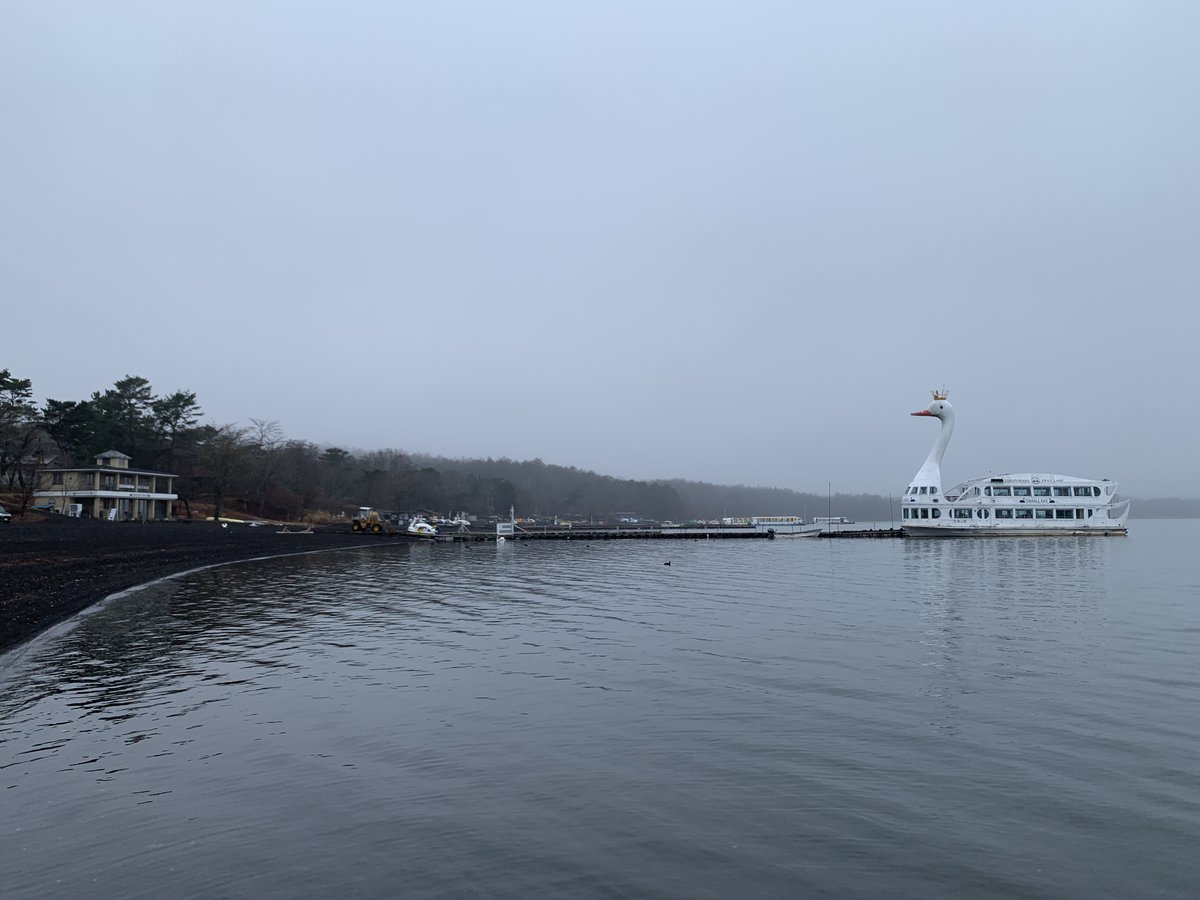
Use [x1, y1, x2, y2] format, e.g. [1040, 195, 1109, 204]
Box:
[3, 2, 1195, 496]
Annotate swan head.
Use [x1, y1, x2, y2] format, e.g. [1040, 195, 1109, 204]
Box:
[912, 391, 954, 419]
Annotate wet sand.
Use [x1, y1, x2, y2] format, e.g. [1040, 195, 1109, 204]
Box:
[0, 519, 402, 654]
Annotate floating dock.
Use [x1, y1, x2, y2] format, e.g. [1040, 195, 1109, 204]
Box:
[435, 526, 903, 542]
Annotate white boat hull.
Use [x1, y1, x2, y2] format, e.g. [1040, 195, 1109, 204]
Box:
[758, 523, 823, 538]
[904, 524, 1127, 537]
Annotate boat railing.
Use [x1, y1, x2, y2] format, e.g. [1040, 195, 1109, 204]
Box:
[1107, 498, 1131, 520]
[943, 481, 973, 502]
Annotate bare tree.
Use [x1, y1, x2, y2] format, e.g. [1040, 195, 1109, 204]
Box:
[198, 424, 249, 522]
[248, 418, 284, 515]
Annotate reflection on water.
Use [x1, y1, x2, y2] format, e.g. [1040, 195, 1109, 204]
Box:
[900, 537, 1115, 741]
[2, 524, 1199, 899]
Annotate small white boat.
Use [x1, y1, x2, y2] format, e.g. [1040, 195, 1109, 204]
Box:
[903, 391, 1129, 536]
[750, 515, 823, 538]
[406, 516, 438, 537]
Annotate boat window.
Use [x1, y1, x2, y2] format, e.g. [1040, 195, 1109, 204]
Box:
[993, 487, 1011, 496]
[1053, 487, 1071, 496]
[1056, 509, 1075, 519]
[929, 488, 938, 495]
[972, 487, 980, 496]
[1012, 487, 1031, 497]
[984, 487, 991, 496]
[1035, 509, 1054, 519]
[953, 508, 971, 519]
[902, 508, 909, 519]
[920, 508, 929, 518]
[995, 509, 1014, 518]
[932, 508, 941, 518]
[918, 486, 926, 495]
[1033, 487, 1051, 497]
[1105, 486, 1113, 496]
[1072, 487, 1090, 496]
[1087, 509, 1094, 517]
[1075, 509, 1085, 519]
[1015, 509, 1033, 519]
[1093, 487, 1102, 496]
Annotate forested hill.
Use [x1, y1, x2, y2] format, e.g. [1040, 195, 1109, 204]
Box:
[409, 453, 899, 522]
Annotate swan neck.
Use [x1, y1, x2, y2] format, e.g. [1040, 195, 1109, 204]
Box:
[913, 410, 954, 489]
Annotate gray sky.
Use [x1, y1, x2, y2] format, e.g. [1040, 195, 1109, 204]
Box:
[3, 2, 1197, 497]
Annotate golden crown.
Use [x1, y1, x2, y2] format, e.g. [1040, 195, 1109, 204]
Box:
[931, 388, 948, 401]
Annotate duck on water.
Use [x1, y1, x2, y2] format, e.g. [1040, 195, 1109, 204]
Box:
[902, 390, 1130, 537]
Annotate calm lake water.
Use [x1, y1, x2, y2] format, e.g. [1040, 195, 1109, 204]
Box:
[3, 522, 1199, 899]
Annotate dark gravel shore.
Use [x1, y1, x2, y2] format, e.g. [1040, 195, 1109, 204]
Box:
[0, 518, 401, 654]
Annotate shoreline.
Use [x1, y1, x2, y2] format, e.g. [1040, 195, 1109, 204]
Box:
[0, 519, 404, 655]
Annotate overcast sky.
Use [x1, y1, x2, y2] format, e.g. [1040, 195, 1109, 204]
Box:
[3, 2, 1196, 497]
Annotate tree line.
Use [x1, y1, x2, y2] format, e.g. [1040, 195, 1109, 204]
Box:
[0, 369, 897, 523]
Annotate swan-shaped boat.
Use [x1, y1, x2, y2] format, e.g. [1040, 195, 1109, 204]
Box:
[903, 390, 1129, 536]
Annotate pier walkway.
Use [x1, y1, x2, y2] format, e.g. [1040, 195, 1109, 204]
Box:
[435, 526, 903, 542]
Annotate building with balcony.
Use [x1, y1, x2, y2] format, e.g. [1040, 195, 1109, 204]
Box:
[33, 450, 178, 521]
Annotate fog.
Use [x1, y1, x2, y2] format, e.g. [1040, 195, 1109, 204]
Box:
[3, 2, 1196, 496]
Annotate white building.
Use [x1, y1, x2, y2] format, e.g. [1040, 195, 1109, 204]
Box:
[34, 450, 178, 521]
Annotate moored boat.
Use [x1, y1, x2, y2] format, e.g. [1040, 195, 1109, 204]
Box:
[750, 515, 823, 538]
[406, 516, 438, 538]
[902, 391, 1129, 536]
